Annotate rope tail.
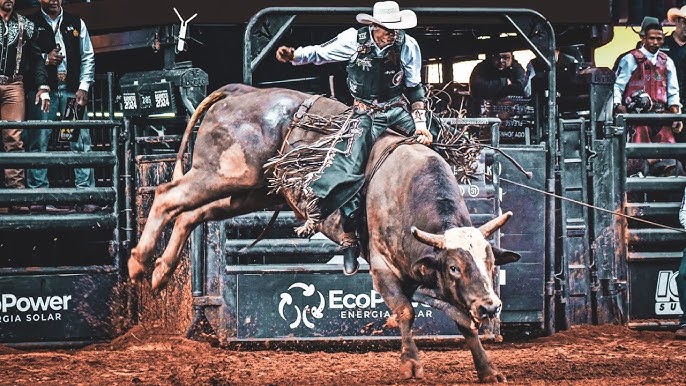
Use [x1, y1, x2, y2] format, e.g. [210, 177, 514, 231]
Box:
[173, 90, 230, 181]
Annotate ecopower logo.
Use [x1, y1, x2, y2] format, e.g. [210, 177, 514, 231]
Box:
[0, 293, 72, 323]
[278, 282, 433, 330]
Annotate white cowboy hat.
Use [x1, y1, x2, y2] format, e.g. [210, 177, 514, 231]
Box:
[668, 5, 686, 22]
[356, 1, 417, 30]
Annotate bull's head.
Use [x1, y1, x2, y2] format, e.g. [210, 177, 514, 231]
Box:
[410, 211, 520, 327]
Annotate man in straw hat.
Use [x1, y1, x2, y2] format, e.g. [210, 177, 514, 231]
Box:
[276, 1, 432, 275]
[614, 16, 683, 175]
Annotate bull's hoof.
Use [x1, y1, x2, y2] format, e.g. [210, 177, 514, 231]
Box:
[399, 359, 424, 379]
[151, 259, 172, 292]
[478, 369, 506, 383]
[127, 253, 146, 284]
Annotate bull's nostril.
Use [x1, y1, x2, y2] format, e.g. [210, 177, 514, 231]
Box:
[478, 304, 500, 318]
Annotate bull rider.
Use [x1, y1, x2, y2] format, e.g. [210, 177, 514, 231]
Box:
[276, 1, 434, 275]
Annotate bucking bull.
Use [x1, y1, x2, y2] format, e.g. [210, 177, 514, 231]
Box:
[128, 83, 520, 382]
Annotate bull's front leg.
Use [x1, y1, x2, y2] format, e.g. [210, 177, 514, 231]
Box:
[456, 324, 506, 383]
[372, 268, 423, 379]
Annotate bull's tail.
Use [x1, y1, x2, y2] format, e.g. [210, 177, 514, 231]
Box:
[173, 90, 230, 181]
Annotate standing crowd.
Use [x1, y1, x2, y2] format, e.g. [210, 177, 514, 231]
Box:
[0, 0, 95, 213]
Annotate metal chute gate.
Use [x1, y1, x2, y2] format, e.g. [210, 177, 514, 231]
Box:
[0, 73, 129, 346]
[161, 6, 555, 344]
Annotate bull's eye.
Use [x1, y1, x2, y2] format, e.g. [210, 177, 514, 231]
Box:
[450, 266, 459, 274]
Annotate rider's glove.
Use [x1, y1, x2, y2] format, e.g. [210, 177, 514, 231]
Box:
[412, 109, 432, 146]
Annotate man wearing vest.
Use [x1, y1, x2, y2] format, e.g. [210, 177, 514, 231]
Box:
[614, 17, 683, 176]
[0, 0, 50, 201]
[276, 1, 433, 275]
[24, 0, 96, 211]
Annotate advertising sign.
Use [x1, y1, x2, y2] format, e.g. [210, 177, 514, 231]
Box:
[237, 273, 464, 339]
[0, 273, 118, 344]
[630, 262, 683, 320]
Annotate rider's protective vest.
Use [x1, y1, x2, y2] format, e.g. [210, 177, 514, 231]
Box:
[623, 49, 668, 106]
[346, 27, 406, 104]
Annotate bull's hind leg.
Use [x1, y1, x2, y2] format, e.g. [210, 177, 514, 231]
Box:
[370, 262, 424, 379]
[456, 324, 506, 383]
[129, 169, 255, 283]
[151, 189, 280, 291]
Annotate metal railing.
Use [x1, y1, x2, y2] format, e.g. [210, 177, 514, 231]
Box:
[0, 72, 125, 274]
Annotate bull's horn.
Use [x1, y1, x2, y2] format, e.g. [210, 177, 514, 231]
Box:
[411, 226, 445, 249]
[479, 211, 513, 238]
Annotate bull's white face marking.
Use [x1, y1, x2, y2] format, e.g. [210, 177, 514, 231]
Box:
[443, 227, 494, 292]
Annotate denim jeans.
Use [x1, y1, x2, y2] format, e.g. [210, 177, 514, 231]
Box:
[24, 84, 94, 188]
[0, 81, 26, 188]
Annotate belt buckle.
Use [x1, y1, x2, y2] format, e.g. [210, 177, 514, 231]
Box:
[57, 72, 67, 83]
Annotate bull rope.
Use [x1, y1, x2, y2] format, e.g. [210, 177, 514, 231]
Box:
[500, 177, 686, 233]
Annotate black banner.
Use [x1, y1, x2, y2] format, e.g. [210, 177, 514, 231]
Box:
[237, 273, 462, 339]
[629, 262, 683, 320]
[0, 273, 118, 344]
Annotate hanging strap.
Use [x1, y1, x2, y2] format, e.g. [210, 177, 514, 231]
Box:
[14, 16, 23, 77]
[279, 94, 322, 155]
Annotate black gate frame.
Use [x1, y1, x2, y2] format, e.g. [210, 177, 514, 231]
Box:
[178, 6, 560, 341]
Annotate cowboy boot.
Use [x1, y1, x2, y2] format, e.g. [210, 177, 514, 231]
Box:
[341, 231, 360, 276]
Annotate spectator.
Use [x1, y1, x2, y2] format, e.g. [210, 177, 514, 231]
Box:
[524, 48, 579, 98]
[0, 0, 50, 208]
[664, 5, 686, 163]
[614, 16, 683, 176]
[24, 0, 97, 212]
[275, 1, 432, 275]
[469, 51, 526, 115]
[676, 187, 686, 340]
[664, 5, 686, 108]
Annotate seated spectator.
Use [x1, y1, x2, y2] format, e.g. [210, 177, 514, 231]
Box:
[614, 16, 683, 176]
[469, 51, 526, 116]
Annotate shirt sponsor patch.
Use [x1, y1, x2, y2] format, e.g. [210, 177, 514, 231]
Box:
[392, 70, 404, 86]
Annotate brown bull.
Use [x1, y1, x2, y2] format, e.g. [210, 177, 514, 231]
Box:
[128, 84, 352, 290]
[128, 83, 519, 382]
[366, 133, 520, 381]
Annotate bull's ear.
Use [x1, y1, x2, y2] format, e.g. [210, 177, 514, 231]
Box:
[412, 255, 440, 276]
[492, 245, 521, 265]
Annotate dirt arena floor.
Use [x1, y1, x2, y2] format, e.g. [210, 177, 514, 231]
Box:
[1, 322, 684, 385]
